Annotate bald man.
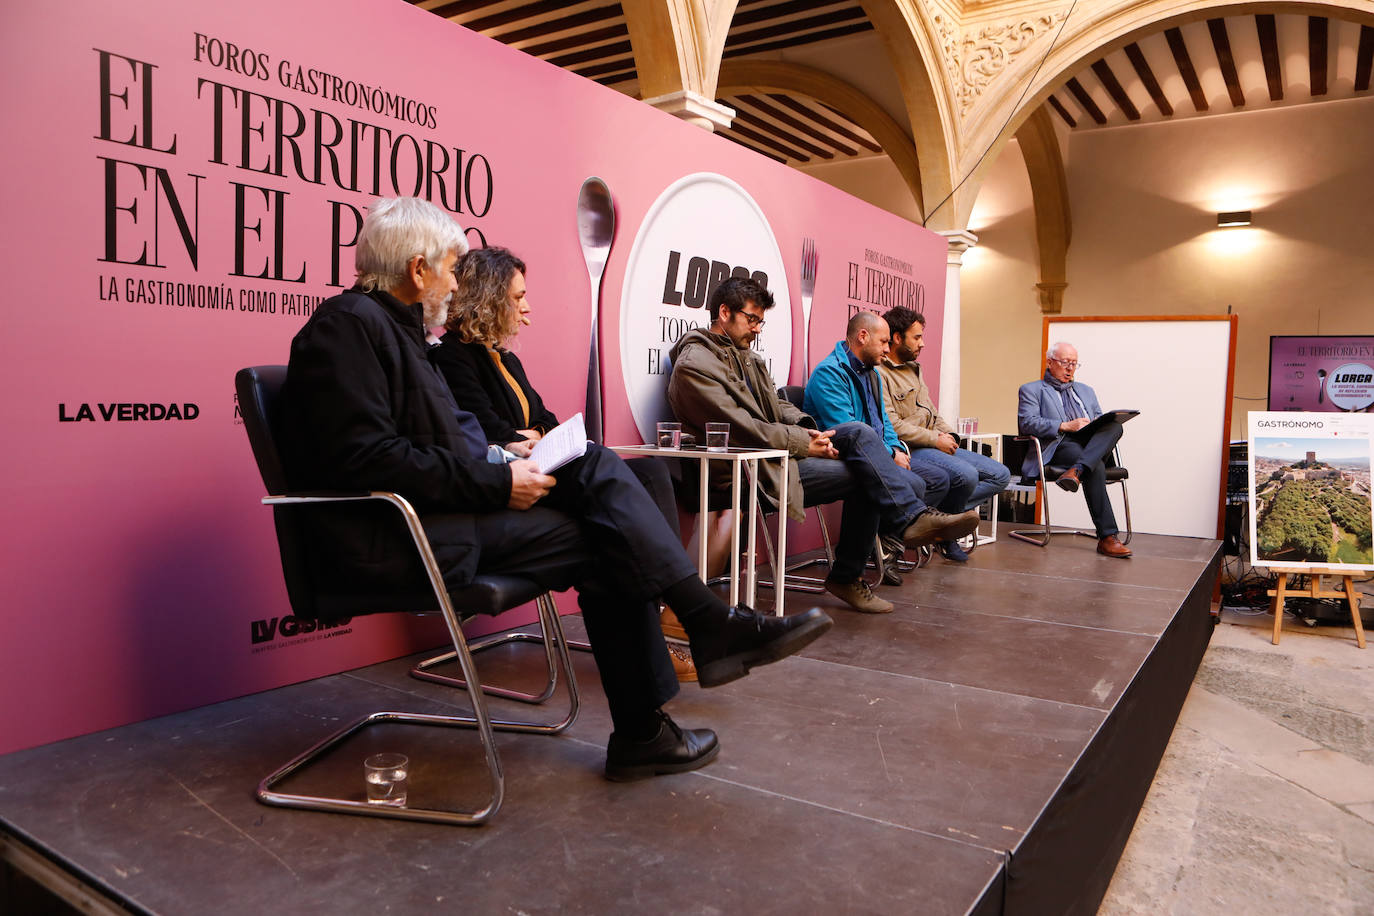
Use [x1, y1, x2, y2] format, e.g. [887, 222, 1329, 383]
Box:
[805, 312, 978, 565]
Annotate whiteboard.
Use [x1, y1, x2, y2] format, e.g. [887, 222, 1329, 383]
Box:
[1042, 317, 1235, 539]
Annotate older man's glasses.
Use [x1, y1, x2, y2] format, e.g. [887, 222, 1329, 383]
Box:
[1049, 357, 1081, 369]
[735, 310, 766, 328]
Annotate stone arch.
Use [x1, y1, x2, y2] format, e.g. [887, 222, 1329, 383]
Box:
[856, 0, 960, 228]
[954, 0, 1374, 229]
[1014, 105, 1071, 314]
[622, 0, 740, 128]
[717, 60, 927, 217]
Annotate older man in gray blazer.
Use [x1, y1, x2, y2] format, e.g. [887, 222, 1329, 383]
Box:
[1017, 342, 1131, 558]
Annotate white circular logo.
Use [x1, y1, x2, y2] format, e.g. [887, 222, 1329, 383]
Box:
[618, 172, 792, 444]
[1326, 362, 1374, 411]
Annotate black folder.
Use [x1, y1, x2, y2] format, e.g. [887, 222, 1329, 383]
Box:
[1070, 409, 1139, 437]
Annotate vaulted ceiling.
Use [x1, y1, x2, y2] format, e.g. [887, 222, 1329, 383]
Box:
[1048, 13, 1374, 130]
[414, 2, 1374, 167]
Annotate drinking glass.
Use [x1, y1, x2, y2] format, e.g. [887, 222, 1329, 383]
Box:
[364, 753, 408, 807]
[656, 421, 681, 449]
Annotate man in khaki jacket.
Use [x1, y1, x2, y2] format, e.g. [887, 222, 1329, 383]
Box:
[877, 307, 1011, 562]
[666, 278, 978, 614]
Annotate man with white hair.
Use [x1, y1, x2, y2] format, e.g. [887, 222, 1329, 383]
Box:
[280, 197, 832, 781]
[1017, 342, 1131, 558]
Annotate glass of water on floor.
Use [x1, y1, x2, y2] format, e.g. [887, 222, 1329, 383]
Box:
[364, 752, 408, 807]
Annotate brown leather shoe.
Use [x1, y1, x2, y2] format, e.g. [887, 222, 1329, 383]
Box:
[667, 642, 698, 682]
[1055, 467, 1081, 492]
[1097, 535, 1132, 558]
[660, 605, 688, 641]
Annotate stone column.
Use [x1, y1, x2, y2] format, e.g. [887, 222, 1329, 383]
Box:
[936, 229, 978, 423]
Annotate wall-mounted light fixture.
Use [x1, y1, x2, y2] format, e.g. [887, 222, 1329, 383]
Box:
[1217, 210, 1252, 228]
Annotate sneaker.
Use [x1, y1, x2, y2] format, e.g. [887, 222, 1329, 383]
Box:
[825, 577, 894, 614]
[604, 709, 719, 781]
[691, 605, 834, 688]
[940, 539, 970, 562]
[901, 509, 980, 548]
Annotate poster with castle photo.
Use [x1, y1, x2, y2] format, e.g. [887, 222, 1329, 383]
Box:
[1248, 412, 1374, 571]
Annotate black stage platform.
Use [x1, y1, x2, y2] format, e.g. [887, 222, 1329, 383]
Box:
[0, 532, 1219, 915]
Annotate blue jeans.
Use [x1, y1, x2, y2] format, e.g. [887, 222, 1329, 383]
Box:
[795, 423, 930, 583]
[908, 446, 1012, 513]
[902, 457, 951, 512]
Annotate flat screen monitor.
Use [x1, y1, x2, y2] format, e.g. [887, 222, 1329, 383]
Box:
[1268, 336, 1374, 412]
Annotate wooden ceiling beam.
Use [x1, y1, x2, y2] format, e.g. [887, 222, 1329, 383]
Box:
[426, 1, 506, 20]
[592, 69, 637, 86]
[728, 6, 865, 44]
[548, 39, 632, 68]
[1047, 94, 1076, 128]
[523, 24, 626, 57]
[572, 57, 637, 79]
[1123, 42, 1172, 116]
[732, 0, 854, 28]
[723, 121, 811, 162]
[729, 105, 834, 159]
[1256, 14, 1283, 102]
[1357, 25, 1374, 92]
[722, 22, 873, 58]
[1065, 77, 1107, 125]
[1091, 60, 1140, 121]
[719, 134, 787, 164]
[1165, 27, 1209, 112]
[734, 93, 852, 155]
[765, 93, 880, 152]
[1207, 18, 1245, 108]
[1310, 17, 1329, 97]
[492, 6, 623, 45]
[461, 1, 612, 32]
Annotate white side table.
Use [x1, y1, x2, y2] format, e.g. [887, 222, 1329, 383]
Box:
[610, 445, 789, 615]
[957, 432, 1003, 546]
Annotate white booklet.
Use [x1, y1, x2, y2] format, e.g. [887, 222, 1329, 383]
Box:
[530, 412, 589, 474]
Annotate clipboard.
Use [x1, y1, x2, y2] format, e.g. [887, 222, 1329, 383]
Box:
[1071, 409, 1139, 437]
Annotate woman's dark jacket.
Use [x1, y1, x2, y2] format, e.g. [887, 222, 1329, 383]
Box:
[429, 337, 559, 444]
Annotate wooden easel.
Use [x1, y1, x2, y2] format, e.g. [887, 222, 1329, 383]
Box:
[1267, 567, 1366, 649]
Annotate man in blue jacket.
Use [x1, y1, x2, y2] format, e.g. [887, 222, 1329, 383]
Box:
[1016, 342, 1131, 558]
[805, 312, 970, 562]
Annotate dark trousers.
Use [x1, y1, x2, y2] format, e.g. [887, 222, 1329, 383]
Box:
[795, 423, 931, 580]
[1052, 420, 1125, 538]
[434, 445, 694, 732]
[797, 455, 874, 583]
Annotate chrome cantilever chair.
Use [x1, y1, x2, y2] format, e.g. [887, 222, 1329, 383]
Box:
[235, 365, 579, 826]
[1002, 433, 1132, 547]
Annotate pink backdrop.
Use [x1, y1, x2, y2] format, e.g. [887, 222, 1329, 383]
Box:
[0, 0, 946, 754]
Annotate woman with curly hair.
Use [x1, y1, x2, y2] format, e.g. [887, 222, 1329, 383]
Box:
[431, 247, 555, 450]
[431, 246, 699, 681]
